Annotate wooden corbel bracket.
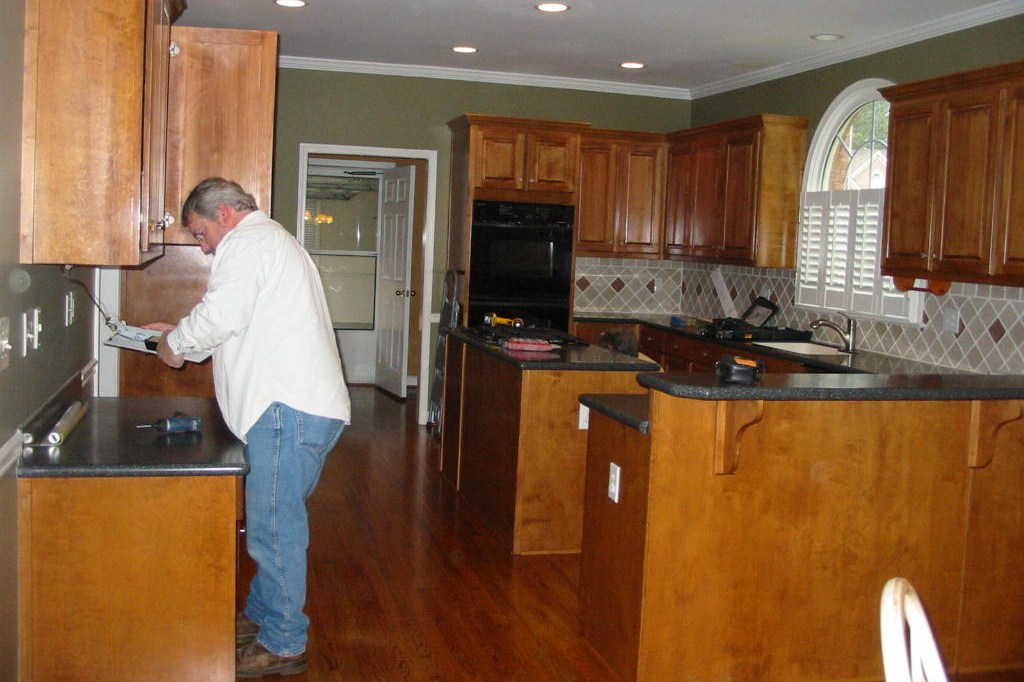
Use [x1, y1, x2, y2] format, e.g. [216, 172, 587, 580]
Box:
[968, 400, 1024, 468]
[713, 400, 765, 475]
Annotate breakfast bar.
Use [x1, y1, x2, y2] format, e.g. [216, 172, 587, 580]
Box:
[578, 373, 1024, 681]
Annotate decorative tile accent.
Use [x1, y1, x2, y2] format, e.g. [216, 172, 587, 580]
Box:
[573, 257, 1024, 374]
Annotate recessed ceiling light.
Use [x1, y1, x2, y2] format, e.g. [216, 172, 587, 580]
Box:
[811, 33, 844, 41]
[452, 45, 478, 54]
[536, 3, 570, 12]
[275, 0, 306, 7]
[620, 61, 645, 69]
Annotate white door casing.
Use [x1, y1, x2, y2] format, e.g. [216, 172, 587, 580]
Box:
[296, 143, 438, 424]
[374, 166, 415, 398]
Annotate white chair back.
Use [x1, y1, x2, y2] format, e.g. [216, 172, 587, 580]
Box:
[879, 577, 949, 682]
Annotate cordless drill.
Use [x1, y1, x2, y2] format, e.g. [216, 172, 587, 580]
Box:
[136, 411, 202, 434]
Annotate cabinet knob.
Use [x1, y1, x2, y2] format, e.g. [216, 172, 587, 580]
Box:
[156, 212, 175, 231]
[169, 42, 181, 58]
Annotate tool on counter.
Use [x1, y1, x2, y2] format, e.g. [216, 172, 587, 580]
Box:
[483, 312, 525, 328]
[715, 355, 765, 384]
[136, 411, 202, 434]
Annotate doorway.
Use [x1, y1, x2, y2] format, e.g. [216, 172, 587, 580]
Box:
[296, 144, 438, 424]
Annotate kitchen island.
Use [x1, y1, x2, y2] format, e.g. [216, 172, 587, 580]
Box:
[18, 397, 246, 682]
[441, 328, 658, 554]
[578, 372, 1024, 681]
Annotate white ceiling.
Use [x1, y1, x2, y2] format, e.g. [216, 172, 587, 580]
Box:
[179, 0, 1024, 99]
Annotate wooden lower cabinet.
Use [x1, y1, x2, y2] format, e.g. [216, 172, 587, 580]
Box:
[580, 395, 1024, 680]
[456, 344, 648, 554]
[19, 475, 240, 681]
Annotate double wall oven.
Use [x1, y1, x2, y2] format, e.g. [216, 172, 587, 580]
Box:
[468, 200, 574, 331]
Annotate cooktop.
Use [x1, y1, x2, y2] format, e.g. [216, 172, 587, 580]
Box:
[465, 325, 588, 346]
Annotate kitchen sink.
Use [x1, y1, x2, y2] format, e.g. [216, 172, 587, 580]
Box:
[752, 340, 851, 356]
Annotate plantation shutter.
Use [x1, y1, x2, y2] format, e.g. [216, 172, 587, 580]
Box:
[797, 189, 921, 322]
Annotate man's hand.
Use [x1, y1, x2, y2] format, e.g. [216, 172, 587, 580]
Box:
[143, 322, 185, 369]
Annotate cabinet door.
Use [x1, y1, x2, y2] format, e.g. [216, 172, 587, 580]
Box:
[575, 140, 617, 254]
[639, 326, 666, 362]
[163, 26, 279, 243]
[720, 129, 760, 264]
[526, 131, 579, 192]
[474, 127, 527, 190]
[663, 145, 694, 257]
[22, 0, 151, 265]
[883, 100, 941, 276]
[615, 142, 666, 255]
[994, 83, 1024, 277]
[139, 0, 175, 254]
[931, 87, 1002, 278]
[679, 136, 725, 259]
[121, 26, 278, 398]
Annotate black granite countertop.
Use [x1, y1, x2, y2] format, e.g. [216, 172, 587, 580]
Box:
[580, 394, 650, 433]
[575, 313, 968, 375]
[446, 328, 660, 372]
[637, 371, 1024, 401]
[18, 397, 247, 478]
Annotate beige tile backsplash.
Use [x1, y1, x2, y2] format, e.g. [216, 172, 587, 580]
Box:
[573, 257, 1024, 374]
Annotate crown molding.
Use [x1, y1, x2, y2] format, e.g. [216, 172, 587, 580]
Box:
[690, 0, 1024, 98]
[280, 0, 1024, 102]
[278, 56, 693, 100]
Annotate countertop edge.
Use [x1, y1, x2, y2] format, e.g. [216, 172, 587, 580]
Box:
[637, 371, 1024, 401]
[574, 314, 968, 376]
[580, 394, 650, 433]
[447, 328, 660, 371]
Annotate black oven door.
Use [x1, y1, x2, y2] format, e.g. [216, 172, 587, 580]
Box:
[468, 223, 573, 301]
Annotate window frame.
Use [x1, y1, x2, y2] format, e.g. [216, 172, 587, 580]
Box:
[796, 78, 924, 326]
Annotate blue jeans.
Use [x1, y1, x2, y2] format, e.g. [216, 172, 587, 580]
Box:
[243, 402, 345, 656]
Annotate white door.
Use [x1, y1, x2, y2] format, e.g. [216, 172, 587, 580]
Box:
[375, 166, 416, 398]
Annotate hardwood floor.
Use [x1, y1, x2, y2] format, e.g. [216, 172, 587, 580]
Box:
[238, 386, 621, 681]
[237, 387, 1023, 681]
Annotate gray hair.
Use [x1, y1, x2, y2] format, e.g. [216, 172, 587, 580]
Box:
[181, 177, 258, 225]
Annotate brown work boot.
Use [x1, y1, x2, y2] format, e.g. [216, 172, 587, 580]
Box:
[236, 640, 309, 678]
[236, 613, 260, 645]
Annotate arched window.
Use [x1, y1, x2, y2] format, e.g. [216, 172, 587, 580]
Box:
[797, 79, 923, 324]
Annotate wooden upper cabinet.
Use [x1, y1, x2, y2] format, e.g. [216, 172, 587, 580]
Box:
[449, 115, 589, 204]
[163, 26, 279, 243]
[20, 0, 185, 265]
[882, 60, 1024, 287]
[574, 130, 666, 257]
[473, 126, 579, 193]
[664, 114, 808, 267]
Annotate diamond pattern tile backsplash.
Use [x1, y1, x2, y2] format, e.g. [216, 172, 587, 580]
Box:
[574, 257, 1024, 374]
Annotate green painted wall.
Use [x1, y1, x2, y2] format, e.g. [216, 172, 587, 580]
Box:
[692, 14, 1024, 133]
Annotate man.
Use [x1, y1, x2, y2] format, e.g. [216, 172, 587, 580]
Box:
[147, 177, 350, 677]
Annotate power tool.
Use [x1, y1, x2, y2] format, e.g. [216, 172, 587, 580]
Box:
[136, 411, 202, 434]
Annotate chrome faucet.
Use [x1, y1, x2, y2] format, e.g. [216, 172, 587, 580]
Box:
[810, 312, 857, 353]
